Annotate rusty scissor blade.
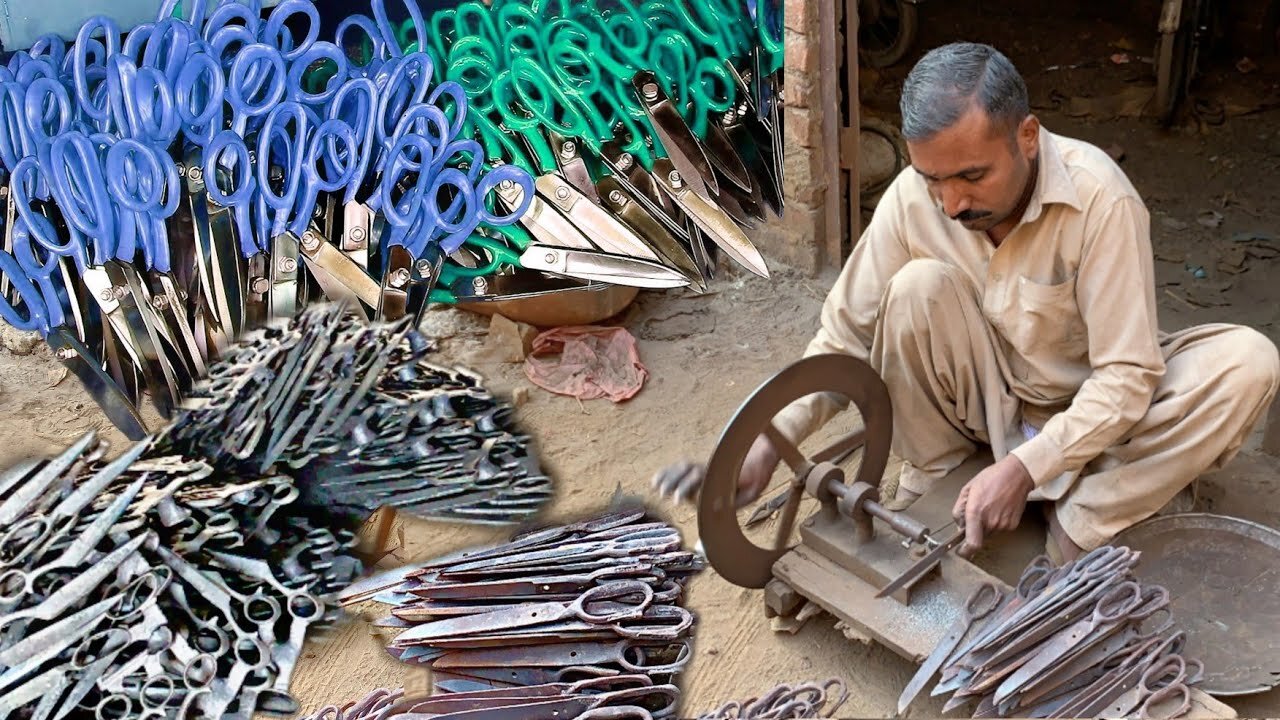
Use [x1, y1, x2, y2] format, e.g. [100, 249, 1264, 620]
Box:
[412, 564, 653, 601]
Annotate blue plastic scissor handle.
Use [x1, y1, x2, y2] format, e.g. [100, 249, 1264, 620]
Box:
[156, 0, 209, 31]
[256, 101, 313, 238]
[106, 138, 175, 272]
[286, 41, 350, 107]
[140, 18, 197, 89]
[0, 81, 32, 174]
[474, 163, 533, 227]
[263, 0, 321, 62]
[105, 57, 181, 149]
[202, 0, 260, 46]
[372, 0, 427, 59]
[73, 16, 121, 126]
[337, 15, 386, 78]
[11, 155, 95, 267]
[205, 129, 262, 258]
[225, 43, 287, 136]
[326, 77, 378, 204]
[0, 248, 52, 336]
[27, 34, 68, 72]
[45, 134, 110, 268]
[289, 118, 360, 237]
[174, 49, 225, 146]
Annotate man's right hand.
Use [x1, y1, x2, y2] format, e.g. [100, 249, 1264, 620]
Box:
[650, 433, 781, 508]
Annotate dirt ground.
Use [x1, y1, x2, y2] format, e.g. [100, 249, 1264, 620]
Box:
[4, 0, 1280, 716]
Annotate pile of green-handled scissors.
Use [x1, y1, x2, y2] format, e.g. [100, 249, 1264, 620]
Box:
[312, 0, 785, 296]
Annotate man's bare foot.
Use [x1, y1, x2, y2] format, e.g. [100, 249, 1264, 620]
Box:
[1045, 505, 1085, 565]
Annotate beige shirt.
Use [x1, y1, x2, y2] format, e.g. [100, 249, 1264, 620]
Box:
[771, 127, 1166, 488]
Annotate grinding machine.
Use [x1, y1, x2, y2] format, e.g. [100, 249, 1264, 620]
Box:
[695, 354, 1250, 716]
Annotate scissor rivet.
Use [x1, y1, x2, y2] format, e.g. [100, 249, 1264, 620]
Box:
[472, 277, 488, 292]
[189, 167, 203, 182]
[251, 278, 270, 294]
[545, 252, 556, 264]
[555, 187, 570, 200]
[501, 180, 514, 190]
[301, 232, 320, 251]
[350, 228, 366, 242]
[609, 191, 624, 204]
[113, 287, 128, 300]
[151, 295, 170, 310]
[99, 289, 114, 301]
[561, 141, 576, 157]
[56, 347, 76, 360]
[668, 171, 683, 187]
[642, 83, 659, 100]
[617, 155, 633, 170]
[280, 258, 298, 273]
[415, 260, 430, 273]
[389, 268, 410, 288]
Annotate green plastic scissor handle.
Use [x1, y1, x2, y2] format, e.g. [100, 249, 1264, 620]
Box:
[507, 55, 609, 156]
[449, 226, 534, 278]
[647, 28, 736, 137]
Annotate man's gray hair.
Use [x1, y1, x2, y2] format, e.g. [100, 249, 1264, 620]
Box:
[899, 42, 1029, 142]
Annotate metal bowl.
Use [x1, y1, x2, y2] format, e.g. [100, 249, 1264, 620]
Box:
[1112, 512, 1280, 696]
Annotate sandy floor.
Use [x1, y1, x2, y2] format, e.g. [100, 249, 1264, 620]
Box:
[3, 0, 1280, 716]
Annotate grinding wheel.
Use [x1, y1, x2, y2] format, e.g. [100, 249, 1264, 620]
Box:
[697, 354, 894, 588]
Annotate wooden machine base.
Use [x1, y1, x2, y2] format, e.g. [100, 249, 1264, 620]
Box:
[766, 452, 1236, 718]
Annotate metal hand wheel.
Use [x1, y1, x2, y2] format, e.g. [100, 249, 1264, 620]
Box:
[697, 354, 893, 588]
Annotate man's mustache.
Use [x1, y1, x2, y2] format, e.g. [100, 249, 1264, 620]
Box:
[951, 209, 992, 222]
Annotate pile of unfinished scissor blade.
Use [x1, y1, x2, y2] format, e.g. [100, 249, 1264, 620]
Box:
[693, 679, 849, 720]
[152, 302, 552, 526]
[298, 679, 676, 720]
[0, 432, 363, 720]
[906, 546, 1205, 719]
[340, 509, 702, 694]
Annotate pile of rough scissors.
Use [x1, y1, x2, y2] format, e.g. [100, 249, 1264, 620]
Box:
[897, 545, 1205, 719]
[155, 301, 554, 526]
[0, 429, 365, 720]
[0, 0, 782, 442]
[693, 678, 850, 719]
[299, 679, 677, 720]
[339, 509, 701, 701]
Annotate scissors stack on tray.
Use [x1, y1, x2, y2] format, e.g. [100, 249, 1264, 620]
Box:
[298, 679, 680, 720]
[692, 678, 850, 719]
[899, 546, 1205, 719]
[339, 509, 702, 696]
[0, 431, 365, 719]
[154, 302, 553, 526]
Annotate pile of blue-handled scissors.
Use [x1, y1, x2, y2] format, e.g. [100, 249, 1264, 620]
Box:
[0, 0, 782, 441]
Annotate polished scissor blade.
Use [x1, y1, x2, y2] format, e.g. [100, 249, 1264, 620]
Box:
[634, 71, 719, 200]
[499, 184, 595, 251]
[534, 174, 660, 261]
[448, 271, 598, 303]
[653, 159, 768, 278]
[597, 176, 704, 290]
[520, 247, 689, 289]
[705, 120, 754, 194]
[876, 529, 965, 599]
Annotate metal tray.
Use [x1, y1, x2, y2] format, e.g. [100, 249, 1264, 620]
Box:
[1112, 512, 1280, 696]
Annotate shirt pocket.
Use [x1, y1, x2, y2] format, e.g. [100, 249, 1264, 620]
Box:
[1002, 275, 1088, 359]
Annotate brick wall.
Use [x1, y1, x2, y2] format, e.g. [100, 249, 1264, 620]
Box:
[749, 0, 835, 278]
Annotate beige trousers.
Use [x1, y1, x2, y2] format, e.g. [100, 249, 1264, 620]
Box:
[871, 259, 1280, 550]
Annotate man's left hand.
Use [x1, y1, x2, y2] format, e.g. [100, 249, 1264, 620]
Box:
[952, 454, 1035, 558]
